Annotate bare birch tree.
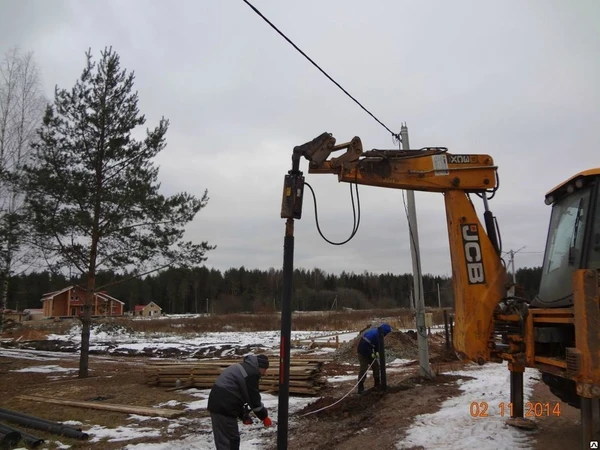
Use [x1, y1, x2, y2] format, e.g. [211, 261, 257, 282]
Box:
[0, 48, 46, 330]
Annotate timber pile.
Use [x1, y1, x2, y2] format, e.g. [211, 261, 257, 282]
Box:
[293, 334, 342, 349]
[144, 357, 330, 395]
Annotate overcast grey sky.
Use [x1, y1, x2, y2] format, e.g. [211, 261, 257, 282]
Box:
[1, 0, 598, 277]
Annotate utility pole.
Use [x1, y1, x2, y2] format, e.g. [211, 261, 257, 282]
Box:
[510, 250, 516, 283]
[507, 246, 526, 284]
[401, 123, 433, 379]
[437, 283, 441, 309]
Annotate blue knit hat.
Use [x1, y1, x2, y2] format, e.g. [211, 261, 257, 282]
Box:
[380, 323, 392, 335]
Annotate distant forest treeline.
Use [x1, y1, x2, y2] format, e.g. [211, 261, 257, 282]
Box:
[6, 265, 543, 314]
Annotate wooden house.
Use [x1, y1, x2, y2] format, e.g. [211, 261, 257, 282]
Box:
[133, 301, 163, 317]
[41, 285, 124, 317]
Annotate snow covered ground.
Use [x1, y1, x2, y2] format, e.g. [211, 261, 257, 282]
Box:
[397, 363, 540, 449]
[45, 325, 357, 357]
[5, 324, 540, 449]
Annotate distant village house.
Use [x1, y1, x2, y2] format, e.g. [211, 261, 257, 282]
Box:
[134, 302, 162, 317]
[41, 286, 124, 317]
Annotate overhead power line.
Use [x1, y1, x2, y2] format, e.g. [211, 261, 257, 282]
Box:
[241, 0, 400, 141]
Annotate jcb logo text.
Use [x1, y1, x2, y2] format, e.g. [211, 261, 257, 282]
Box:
[462, 224, 486, 284]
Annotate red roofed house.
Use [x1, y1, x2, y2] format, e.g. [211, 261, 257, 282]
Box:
[134, 301, 162, 317]
[41, 285, 124, 317]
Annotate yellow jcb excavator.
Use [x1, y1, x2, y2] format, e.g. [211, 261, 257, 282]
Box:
[281, 132, 600, 447]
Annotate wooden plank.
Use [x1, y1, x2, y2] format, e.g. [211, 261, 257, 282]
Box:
[146, 359, 330, 366]
[150, 376, 317, 387]
[146, 369, 316, 376]
[153, 382, 320, 395]
[146, 364, 320, 370]
[144, 356, 326, 396]
[16, 395, 185, 418]
[146, 363, 322, 370]
[146, 369, 318, 378]
[148, 370, 317, 378]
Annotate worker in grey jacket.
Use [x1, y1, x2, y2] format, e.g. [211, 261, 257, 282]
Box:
[207, 354, 272, 450]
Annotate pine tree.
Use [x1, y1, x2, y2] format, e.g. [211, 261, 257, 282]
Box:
[24, 47, 214, 377]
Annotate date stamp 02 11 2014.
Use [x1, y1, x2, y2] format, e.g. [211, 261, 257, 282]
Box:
[469, 401, 562, 418]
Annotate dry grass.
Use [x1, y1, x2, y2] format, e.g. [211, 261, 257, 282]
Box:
[14, 307, 452, 336]
[116, 307, 450, 334]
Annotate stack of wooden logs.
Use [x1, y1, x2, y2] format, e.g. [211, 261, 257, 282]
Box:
[144, 357, 329, 395]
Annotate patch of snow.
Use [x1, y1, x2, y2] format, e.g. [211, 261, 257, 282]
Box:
[46, 326, 350, 357]
[388, 358, 416, 367]
[61, 420, 83, 427]
[11, 364, 76, 373]
[167, 422, 182, 432]
[128, 415, 169, 422]
[155, 400, 181, 408]
[0, 348, 69, 361]
[87, 424, 162, 442]
[184, 399, 208, 411]
[327, 375, 357, 383]
[397, 362, 538, 450]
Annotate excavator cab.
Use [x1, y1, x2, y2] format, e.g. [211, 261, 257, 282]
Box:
[528, 170, 600, 445]
[535, 170, 600, 308]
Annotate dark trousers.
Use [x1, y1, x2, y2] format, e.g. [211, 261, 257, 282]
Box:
[210, 412, 240, 450]
[358, 352, 380, 390]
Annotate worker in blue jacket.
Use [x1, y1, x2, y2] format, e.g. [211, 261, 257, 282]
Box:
[357, 323, 392, 393]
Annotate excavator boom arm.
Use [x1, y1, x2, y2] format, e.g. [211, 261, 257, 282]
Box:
[297, 133, 509, 363]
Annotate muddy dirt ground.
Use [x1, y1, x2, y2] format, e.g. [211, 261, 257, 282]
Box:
[0, 328, 584, 450]
[278, 364, 583, 450]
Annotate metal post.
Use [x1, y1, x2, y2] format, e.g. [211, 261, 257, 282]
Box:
[509, 364, 524, 418]
[377, 327, 387, 390]
[437, 283, 441, 308]
[277, 149, 306, 450]
[443, 310, 450, 350]
[277, 218, 294, 450]
[401, 123, 433, 379]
